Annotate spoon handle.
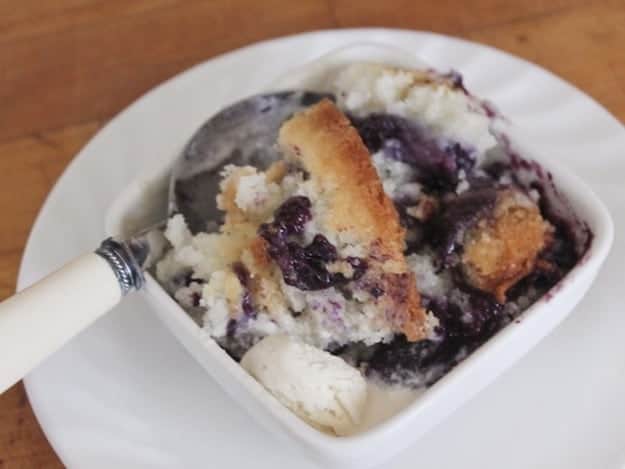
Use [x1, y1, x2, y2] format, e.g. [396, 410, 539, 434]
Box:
[0, 239, 143, 393]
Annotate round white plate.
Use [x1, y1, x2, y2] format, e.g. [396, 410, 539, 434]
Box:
[20, 29, 625, 469]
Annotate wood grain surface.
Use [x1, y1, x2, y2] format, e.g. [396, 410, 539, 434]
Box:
[1, 1, 624, 467]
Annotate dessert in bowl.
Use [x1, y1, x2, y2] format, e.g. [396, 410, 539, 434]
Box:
[105, 44, 612, 467]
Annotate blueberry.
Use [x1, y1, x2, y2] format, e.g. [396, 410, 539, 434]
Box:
[226, 319, 237, 337]
[304, 234, 338, 263]
[365, 290, 503, 387]
[273, 195, 312, 236]
[259, 197, 367, 291]
[350, 113, 475, 192]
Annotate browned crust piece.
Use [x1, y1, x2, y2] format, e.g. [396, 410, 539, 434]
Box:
[278, 99, 427, 341]
[462, 190, 553, 303]
[279, 99, 406, 260]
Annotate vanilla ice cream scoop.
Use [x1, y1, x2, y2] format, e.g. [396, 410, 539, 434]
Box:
[241, 334, 367, 436]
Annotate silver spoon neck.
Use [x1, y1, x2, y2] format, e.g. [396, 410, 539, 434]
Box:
[95, 238, 145, 294]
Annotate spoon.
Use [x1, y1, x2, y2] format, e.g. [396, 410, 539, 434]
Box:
[0, 90, 329, 393]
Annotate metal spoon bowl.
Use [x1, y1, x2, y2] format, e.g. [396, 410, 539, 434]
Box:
[171, 91, 329, 233]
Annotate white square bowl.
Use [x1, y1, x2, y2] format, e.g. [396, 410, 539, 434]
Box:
[105, 45, 613, 469]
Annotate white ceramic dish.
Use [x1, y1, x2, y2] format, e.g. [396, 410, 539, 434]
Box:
[104, 44, 612, 468]
[20, 30, 625, 469]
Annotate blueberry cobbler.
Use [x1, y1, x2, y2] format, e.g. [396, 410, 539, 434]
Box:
[155, 63, 590, 434]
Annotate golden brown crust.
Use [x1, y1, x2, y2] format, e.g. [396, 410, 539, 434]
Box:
[378, 271, 425, 341]
[279, 99, 406, 260]
[462, 190, 553, 302]
[279, 99, 427, 340]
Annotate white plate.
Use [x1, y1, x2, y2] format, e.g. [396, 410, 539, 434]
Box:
[20, 29, 625, 469]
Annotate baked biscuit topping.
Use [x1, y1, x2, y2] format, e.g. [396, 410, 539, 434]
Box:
[462, 190, 553, 302]
[279, 100, 427, 340]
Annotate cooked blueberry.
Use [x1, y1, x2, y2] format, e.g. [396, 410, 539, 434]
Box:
[446, 142, 475, 174]
[259, 206, 367, 291]
[279, 245, 335, 290]
[365, 336, 456, 386]
[305, 234, 338, 263]
[427, 187, 497, 267]
[350, 113, 475, 191]
[241, 292, 255, 318]
[259, 196, 313, 259]
[273, 195, 312, 236]
[530, 181, 585, 272]
[428, 289, 502, 339]
[365, 288, 503, 387]
[226, 319, 237, 338]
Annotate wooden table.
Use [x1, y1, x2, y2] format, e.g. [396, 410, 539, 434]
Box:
[1, 1, 623, 466]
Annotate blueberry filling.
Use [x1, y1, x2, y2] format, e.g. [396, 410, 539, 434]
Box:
[272, 195, 313, 236]
[226, 319, 238, 338]
[364, 337, 454, 387]
[302, 234, 338, 263]
[259, 196, 367, 291]
[223, 262, 257, 339]
[427, 187, 498, 267]
[447, 142, 475, 174]
[328, 128, 585, 388]
[428, 288, 503, 339]
[350, 113, 475, 191]
[364, 289, 503, 386]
